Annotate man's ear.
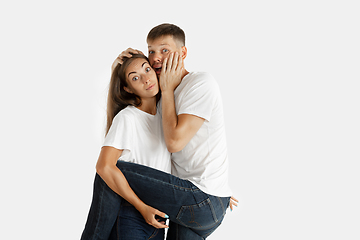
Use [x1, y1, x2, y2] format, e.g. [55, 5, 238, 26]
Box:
[124, 86, 133, 94]
[181, 46, 187, 59]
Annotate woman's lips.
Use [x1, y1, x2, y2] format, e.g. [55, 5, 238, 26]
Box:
[147, 84, 156, 90]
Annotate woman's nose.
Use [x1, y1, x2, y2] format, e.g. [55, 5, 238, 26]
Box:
[142, 75, 150, 84]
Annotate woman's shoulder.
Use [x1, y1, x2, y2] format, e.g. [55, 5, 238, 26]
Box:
[112, 106, 137, 123]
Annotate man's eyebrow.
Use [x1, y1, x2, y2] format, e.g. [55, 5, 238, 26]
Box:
[128, 62, 148, 77]
[148, 43, 170, 48]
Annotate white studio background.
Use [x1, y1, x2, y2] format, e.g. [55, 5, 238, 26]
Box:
[0, 0, 359, 239]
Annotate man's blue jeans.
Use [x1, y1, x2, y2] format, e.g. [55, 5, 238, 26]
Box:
[81, 161, 230, 239]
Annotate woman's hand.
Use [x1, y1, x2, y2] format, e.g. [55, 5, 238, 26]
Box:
[229, 196, 239, 211]
[159, 52, 183, 92]
[137, 204, 169, 229]
[111, 48, 144, 72]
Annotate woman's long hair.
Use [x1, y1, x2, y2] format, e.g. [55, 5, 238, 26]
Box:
[106, 54, 150, 135]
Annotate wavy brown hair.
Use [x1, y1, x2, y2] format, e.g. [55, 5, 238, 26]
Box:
[106, 54, 154, 135]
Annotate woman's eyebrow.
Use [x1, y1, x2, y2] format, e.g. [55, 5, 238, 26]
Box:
[128, 62, 148, 77]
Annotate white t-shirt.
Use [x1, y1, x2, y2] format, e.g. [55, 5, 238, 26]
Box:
[103, 106, 171, 173]
[171, 72, 232, 197]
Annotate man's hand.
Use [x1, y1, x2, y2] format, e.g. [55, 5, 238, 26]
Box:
[138, 204, 169, 229]
[111, 48, 144, 72]
[159, 52, 183, 92]
[229, 196, 239, 211]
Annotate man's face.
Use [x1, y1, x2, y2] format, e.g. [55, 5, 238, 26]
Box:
[147, 35, 182, 77]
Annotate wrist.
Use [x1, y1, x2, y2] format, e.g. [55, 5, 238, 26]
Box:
[161, 89, 175, 96]
[132, 199, 147, 211]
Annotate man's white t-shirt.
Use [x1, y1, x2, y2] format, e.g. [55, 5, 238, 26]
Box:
[103, 106, 171, 173]
[171, 72, 232, 197]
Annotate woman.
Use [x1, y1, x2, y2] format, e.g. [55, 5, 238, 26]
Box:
[81, 54, 170, 240]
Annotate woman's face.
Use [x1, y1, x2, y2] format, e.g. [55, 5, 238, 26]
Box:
[124, 58, 159, 98]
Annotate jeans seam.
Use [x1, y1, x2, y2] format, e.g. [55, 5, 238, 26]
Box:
[148, 228, 159, 239]
[208, 198, 218, 223]
[116, 203, 122, 239]
[92, 178, 105, 240]
[217, 197, 226, 218]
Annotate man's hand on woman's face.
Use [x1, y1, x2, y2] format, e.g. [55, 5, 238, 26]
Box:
[111, 48, 144, 72]
[159, 52, 184, 92]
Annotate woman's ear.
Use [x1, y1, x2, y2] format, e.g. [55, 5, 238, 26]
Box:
[181, 46, 187, 59]
[123, 86, 133, 94]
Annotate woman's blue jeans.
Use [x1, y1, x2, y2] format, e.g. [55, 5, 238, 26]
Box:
[81, 161, 230, 240]
[108, 200, 165, 240]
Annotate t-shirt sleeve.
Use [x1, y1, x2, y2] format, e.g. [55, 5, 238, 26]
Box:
[177, 73, 218, 121]
[103, 113, 133, 156]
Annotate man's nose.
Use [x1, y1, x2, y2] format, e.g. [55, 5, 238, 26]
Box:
[153, 52, 162, 62]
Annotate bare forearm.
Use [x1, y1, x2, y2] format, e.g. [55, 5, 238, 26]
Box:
[96, 165, 145, 210]
[161, 90, 179, 150]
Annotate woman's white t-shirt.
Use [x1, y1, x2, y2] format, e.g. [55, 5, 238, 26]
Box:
[103, 106, 171, 173]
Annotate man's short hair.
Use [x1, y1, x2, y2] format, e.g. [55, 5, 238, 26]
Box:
[147, 23, 185, 47]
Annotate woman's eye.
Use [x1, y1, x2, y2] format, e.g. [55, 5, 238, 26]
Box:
[149, 51, 154, 54]
[132, 76, 139, 81]
[162, 49, 168, 53]
[146, 67, 151, 72]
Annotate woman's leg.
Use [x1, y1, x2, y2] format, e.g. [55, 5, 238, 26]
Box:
[116, 161, 230, 238]
[114, 200, 165, 240]
[80, 173, 122, 240]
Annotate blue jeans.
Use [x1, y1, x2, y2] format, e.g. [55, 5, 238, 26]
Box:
[108, 200, 164, 240]
[81, 161, 230, 239]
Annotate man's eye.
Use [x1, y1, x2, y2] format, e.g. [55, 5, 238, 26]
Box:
[132, 76, 139, 81]
[149, 51, 154, 54]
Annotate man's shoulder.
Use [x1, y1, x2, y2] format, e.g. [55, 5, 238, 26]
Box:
[187, 72, 215, 81]
[184, 72, 217, 87]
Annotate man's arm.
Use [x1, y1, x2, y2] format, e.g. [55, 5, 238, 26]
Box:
[160, 52, 205, 153]
[161, 90, 205, 153]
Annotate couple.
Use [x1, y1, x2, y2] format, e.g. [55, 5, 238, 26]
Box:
[81, 23, 237, 240]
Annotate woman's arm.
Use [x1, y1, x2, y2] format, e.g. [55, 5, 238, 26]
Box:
[96, 146, 169, 228]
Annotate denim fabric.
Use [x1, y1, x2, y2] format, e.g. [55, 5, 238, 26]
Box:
[80, 161, 230, 239]
[109, 200, 165, 240]
[81, 174, 122, 240]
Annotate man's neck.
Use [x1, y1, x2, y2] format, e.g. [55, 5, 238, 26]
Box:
[181, 68, 189, 80]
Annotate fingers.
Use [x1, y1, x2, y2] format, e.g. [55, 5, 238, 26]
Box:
[171, 52, 179, 72]
[125, 47, 143, 56]
[155, 209, 169, 220]
[163, 52, 183, 73]
[166, 52, 174, 71]
[161, 56, 168, 75]
[229, 196, 239, 212]
[176, 54, 184, 71]
[151, 219, 169, 229]
[117, 48, 144, 64]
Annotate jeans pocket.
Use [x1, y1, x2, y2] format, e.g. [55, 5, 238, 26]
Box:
[176, 198, 218, 229]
